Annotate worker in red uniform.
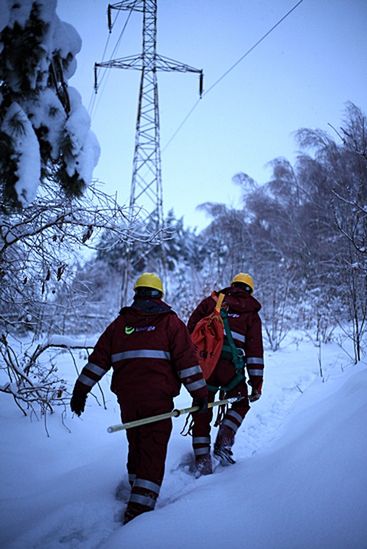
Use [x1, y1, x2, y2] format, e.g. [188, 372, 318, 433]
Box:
[70, 272, 208, 524]
[187, 273, 264, 475]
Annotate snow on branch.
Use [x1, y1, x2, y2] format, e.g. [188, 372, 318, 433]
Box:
[0, 0, 100, 206]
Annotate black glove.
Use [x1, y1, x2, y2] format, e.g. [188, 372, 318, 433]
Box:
[70, 391, 87, 416]
[193, 396, 208, 414]
[249, 389, 261, 403]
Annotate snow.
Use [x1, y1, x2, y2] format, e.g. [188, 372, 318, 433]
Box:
[25, 89, 66, 160]
[0, 1, 9, 34]
[5, 0, 57, 29]
[0, 333, 366, 549]
[6, 0, 33, 28]
[64, 87, 101, 182]
[1, 101, 40, 206]
[57, 98, 100, 195]
[46, 334, 96, 349]
[53, 20, 82, 78]
[0, 0, 100, 205]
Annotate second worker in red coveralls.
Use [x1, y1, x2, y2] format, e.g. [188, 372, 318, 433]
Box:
[187, 272, 264, 475]
[70, 272, 208, 524]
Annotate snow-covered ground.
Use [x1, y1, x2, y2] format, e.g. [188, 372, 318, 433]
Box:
[1, 331, 366, 549]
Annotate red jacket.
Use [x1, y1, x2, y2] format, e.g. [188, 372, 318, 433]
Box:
[187, 286, 264, 393]
[74, 298, 208, 402]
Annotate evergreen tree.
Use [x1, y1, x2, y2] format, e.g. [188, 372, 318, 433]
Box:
[0, 0, 100, 208]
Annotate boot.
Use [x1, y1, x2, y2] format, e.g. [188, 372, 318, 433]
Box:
[122, 504, 149, 524]
[195, 454, 213, 476]
[214, 425, 236, 465]
[122, 482, 159, 524]
[192, 435, 212, 476]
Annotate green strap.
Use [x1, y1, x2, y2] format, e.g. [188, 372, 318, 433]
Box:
[207, 309, 246, 394]
[221, 310, 245, 373]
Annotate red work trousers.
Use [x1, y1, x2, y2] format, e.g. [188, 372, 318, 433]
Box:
[118, 396, 173, 487]
[192, 380, 250, 440]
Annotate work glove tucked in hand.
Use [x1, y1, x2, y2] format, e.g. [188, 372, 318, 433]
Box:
[70, 391, 87, 416]
[193, 396, 209, 414]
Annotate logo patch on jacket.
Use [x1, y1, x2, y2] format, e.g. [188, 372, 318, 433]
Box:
[124, 325, 156, 335]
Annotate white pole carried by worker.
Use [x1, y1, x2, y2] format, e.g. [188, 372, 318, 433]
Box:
[107, 396, 243, 433]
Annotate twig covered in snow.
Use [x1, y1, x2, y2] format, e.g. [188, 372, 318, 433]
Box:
[0, 332, 107, 428]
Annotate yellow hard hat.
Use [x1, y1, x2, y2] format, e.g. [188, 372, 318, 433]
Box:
[231, 272, 254, 293]
[134, 272, 164, 294]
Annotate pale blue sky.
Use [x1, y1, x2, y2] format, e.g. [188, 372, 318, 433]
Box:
[58, 0, 367, 229]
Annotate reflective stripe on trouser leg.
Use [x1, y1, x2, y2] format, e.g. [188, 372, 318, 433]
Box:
[128, 477, 161, 510]
[193, 436, 211, 445]
[133, 478, 161, 494]
[222, 409, 244, 433]
[221, 398, 247, 436]
[193, 435, 211, 457]
[222, 418, 239, 433]
[222, 407, 245, 433]
[194, 447, 210, 457]
[129, 493, 156, 509]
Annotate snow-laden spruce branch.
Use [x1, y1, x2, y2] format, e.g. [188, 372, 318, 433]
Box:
[0, 1, 101, 207]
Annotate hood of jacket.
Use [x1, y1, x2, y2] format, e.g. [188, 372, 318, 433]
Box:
[216, 286, 262, 314]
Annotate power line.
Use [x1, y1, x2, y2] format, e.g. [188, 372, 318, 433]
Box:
[162, 0, 304, 152]
[88, 3, 136, 117]
[204, 0, 304, 97]
[87, 8, 120, 114]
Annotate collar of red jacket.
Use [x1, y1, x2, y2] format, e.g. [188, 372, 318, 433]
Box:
[120, 297, 172, 315]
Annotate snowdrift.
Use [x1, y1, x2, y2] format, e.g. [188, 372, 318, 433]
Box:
[0, 338, 366, 548]
[107, 364, 367, 549]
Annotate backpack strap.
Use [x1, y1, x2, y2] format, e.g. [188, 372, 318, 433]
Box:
[206, 308, 246, 394]
[220, 309, 245, 374]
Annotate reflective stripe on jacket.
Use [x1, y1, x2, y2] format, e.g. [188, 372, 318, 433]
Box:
[74, 298, 207, 401]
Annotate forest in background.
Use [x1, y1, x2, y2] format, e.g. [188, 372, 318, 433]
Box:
[0, 2, 366, 419]
[42, 103, 367, 348]
[1, 102, 366, 419]
[1, 104, 366, 419]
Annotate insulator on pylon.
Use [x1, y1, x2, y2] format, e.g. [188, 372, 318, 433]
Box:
[94, 64, 98, 94]
[199, 70, 204, 98]
[107, 4, 112, 33]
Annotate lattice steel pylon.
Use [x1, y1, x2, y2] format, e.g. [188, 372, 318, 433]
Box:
[95, 1, 203, 305]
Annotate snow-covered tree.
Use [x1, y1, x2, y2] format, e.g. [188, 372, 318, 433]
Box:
[71, 209, 204, 321]
[0, 0, 100, 208]
[0, 178, 131, 334]
[194, 104, 367, 352]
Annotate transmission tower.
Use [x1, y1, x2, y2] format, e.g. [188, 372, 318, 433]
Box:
[95, 0, 203, 304]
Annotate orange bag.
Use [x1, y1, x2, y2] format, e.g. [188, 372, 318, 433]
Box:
[191, 293, 225, 379]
